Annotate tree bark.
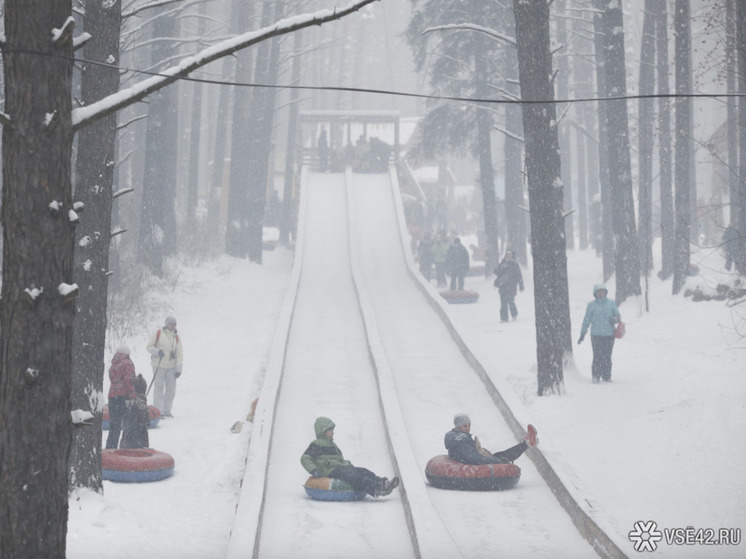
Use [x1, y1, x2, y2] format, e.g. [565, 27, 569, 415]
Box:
[503, 7, 526, 265]
[655, 0, 674, 280]
[475, 48, 499, 275]
[638, 0, 656, 283]
[555, 0, 574, 250]
[245, 1, 285, 263]
[69, 0, 122, 494]
[137, 7, 180, 274]
[512, 0, 570, 396]
[736, 0, 746, 269]
[0, 2, 75, 556]
[672, 0, 692, 293]
[225, 2, 258, 258]
[599, 0, 641, 303]
[281, 30, 304, 246]
[592, 1, 615, 282]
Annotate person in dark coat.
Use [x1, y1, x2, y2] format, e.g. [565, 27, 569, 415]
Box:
[120, 374, 150, 449]
[105, 346, 137, 450]
[493, 249, 524, 322]
[445, 414, 537, 465]
[417, 231, 435, 281]
[301, 417, 399, 498]
[445, 237, 470, 291]
[723, 224, 739, 271]
[317, 129, 329, 172]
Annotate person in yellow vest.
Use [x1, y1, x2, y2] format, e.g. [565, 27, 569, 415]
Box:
[146, 316, 183, 418]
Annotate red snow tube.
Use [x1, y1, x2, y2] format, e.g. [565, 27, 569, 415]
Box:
[102, 404, 161, 430]
[102, 448, 175, 483]
[439, 290, 480, 304]
[425, 455, 520, 491]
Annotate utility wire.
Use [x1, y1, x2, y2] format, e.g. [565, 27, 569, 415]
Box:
[4, 48, 745, 107]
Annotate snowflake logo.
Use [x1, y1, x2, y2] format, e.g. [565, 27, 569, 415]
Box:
[628, 520, 663, 552]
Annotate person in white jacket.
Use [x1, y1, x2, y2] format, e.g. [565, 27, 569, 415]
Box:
[146, 316, 183, 418]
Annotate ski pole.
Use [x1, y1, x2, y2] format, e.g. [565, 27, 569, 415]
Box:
[146, 354, 164, 396]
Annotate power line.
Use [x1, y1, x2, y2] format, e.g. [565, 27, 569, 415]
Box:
[7, 48, 745, 106]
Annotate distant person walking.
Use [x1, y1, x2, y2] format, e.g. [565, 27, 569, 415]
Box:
[432, 230, 449, 287]
[723, 224, 739, 272]
[578, 284, 621, 383]
[318, 129, 329, 172]
[146, 316, 183, 417]
[445, 236, 470, 291]
[105, 346, 137, 450]
[493, 249, 524, 322]
[417, 231, 435, 281]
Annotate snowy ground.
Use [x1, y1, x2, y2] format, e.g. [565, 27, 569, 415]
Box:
[67, 171, 745, 558]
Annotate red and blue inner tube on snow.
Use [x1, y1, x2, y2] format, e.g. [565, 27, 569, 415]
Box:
[102, 448, 175, 483]
[425, 455, 521, 491]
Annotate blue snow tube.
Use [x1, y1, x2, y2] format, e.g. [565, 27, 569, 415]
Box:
[303, 477, 367, 501]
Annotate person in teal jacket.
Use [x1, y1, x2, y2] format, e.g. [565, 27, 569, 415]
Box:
[578, 283, 621, 383]
[301, 417, 399, 497]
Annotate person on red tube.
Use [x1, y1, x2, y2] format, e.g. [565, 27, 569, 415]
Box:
[445, 414, 538, 465]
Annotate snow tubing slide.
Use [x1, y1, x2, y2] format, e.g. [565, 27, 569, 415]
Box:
[101, 404, 162, 430]
[303, 476, 367, 501]
[439, 290, 480, 304]
[102, 448, 175, 483]
[425, 455, 521, 491]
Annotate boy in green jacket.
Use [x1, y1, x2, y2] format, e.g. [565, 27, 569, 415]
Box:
[301, 417, 399, 498]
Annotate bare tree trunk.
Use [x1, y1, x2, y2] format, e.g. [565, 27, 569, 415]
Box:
[655, 0, 674, 280]
[726, 0, 738, 230]
[503, 28, 526, 265]
[638, 0, 656, 284]
[475, 48, 499, 274]
[138, 7, 180, 274]
[185, 1, 206, 241]
[736, 0, 746, 270]
[672, 0, 692, 293]
[555, 0, 574, 250]
[599, 0, 641, 303]
[69, 0, 122, 494]
[0, 2, 75, 555]
[281, 30, 304, 246]
[225, 2, 257, 257]
[245, 0, 285, 263]
[513, 0, 570, 396]
[592, 1, 615, 282]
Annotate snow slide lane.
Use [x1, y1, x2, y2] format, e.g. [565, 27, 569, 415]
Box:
[228, 169, 601, 558]
[347, 170, 599, 559]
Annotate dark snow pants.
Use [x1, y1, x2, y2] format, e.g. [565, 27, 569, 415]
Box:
[499, 291, 518, 321]
[491, 440, 529, 463]
[450, 272, 465, 291]
[105, 397, 127, 449]
[329, 466, 384, 496]
[591, 335, 615, 381]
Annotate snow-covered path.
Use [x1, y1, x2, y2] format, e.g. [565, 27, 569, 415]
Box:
[349, 172, 596, 558]
[257, 173, 413, 558]
[240, 170, 597, 558]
